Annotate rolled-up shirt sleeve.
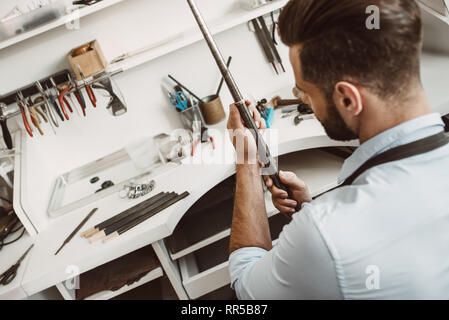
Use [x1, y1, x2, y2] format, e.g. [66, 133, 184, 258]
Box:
[229, 204, 343, 300]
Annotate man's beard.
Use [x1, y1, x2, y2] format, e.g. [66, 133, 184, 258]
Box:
[320, 98, 358, 142]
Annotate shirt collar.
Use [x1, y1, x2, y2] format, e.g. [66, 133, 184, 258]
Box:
[339, 113, 445, 183]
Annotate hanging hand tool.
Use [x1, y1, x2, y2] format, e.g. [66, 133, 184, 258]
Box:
[57, 86, 74, 118]
[74, 84, 87, 116]
[35, 81, 59, 132]
[58, 82, 80, 117]
[46, 86, 65, 122]
[51, 78, 73, 115]
[15, 97, 33, 138]
[0, 245, 34, 286]
[258, 16, 285, 73]
[187, 0, 288, 192]
[251, 18, 278, 75]
[91, 74, 127, 116]
[31, 100, 48, 123]
[55, 208, 98, 256]
[0, 103, 13, 150]
[27, 98, 44, 136]
[49, 79, 70, 121]
[77, 65, 97, 108]
[17, 93, 34, 137]
[68, 74, 87, 117]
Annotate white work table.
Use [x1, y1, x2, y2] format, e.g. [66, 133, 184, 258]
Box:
[0, 232, 34, 300]
[19, 104, 355, 297]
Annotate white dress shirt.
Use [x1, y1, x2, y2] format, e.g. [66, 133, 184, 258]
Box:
[229, 113, 449, 300]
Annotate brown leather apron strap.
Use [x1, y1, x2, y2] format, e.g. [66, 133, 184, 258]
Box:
[314, 131, 449, 198]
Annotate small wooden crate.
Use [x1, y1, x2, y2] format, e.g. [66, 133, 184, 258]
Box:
[68, 40, 107, 80]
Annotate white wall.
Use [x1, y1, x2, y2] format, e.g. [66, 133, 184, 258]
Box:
[1, 0, 294, 230]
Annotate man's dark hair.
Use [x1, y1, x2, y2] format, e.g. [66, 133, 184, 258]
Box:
[278, 0, 423, 98]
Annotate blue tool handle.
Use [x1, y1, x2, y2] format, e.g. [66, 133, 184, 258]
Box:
[49, 96, 65, 122]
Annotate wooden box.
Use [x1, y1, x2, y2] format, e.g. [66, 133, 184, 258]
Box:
[68, 40, 107, 80]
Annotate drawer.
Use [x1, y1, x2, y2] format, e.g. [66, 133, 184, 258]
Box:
[168, 148, 344, 263]
[56, 244, 163, 300]
[179, 214, 289, 299]
[165, 177, 235, 260]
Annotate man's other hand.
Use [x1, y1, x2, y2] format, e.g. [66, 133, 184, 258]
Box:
[227, 100, 266, 164]
[266, 171, 312, 216]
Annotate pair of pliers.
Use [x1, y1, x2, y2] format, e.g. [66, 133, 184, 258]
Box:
[36, 81, 59, 133]
[78, 66, 97, 108]
[191, 128, 215, 156]
[16, 94, 33, 138]
[51, 78, 74, 119]
[65, 73, 87, 117]
[74, 82, 87, 116]
[59, 85, 81, 117]
[27, 98, 45, 136]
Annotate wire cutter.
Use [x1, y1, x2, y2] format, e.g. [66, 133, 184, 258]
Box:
[51, 77, 73, 117]
[168, 91, 189, 111]
[77, 66, 97, 108]
[36, 81, 59, 132]
[191, 127, 215, 156]
[0, 245, 34, 286]
[26, 97, 44, 136]
[58, 81, 81, 117]
[69, 74, 87, 116]
[16, 96, 33, 138]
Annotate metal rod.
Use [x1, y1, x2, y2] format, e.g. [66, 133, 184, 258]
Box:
[216, 56, 232, 97]
[168, 75, 204, 103]
[186, 0, 288, 192]
[55, 208, 98, 255]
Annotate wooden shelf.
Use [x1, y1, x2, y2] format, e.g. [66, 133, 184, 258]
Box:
[0, 0, 126, 51]
[108, 0, 288, 73]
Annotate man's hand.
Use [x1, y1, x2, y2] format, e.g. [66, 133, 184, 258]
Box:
[266, 171, 312, 216]
[227, 100, 266, 165]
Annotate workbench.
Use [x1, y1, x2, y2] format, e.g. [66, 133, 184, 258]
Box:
[1, 0, 449, 300]
[3, 65, 449, 299]
[7, 86, 358, 299]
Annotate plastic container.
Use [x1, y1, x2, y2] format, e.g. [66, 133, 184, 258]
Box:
[0, 1, 65, 41]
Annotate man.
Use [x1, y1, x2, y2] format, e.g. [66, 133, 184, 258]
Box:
[227, 0, 449, 299]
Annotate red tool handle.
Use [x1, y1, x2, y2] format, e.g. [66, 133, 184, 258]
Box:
[63, 97, 73, 113]
[85, 85, 97, 107]
[58, 89, 70, 121]
[22, 111, 33, 137]
[191, 140, 200, 157]
[74, 91, 87, 117]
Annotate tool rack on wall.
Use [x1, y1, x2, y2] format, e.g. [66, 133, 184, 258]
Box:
[0, 68, 124, 150]
[0, 69, 122, 118]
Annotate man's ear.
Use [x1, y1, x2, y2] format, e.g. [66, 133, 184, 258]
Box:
[334, 81, 363, 117]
